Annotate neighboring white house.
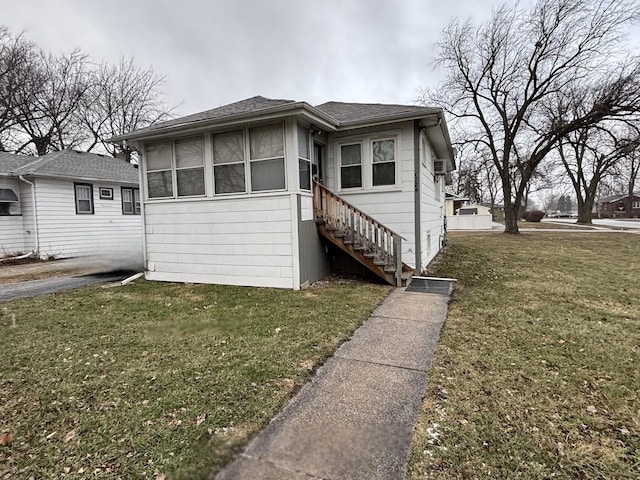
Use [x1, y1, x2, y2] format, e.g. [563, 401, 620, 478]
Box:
[0, 150, 143, 269]
[110, 96, 456, 289]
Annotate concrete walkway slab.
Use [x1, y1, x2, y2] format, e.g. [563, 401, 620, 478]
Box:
[216, 288, 449, 480]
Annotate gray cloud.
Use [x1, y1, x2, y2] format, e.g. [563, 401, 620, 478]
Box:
[3, 0, 599, 117]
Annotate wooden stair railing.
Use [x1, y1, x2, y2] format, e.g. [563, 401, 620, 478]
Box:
[313, 180, 412, 286]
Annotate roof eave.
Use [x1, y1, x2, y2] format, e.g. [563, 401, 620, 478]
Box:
[13, 171, 138, 185]
[109, 102, 339, 144]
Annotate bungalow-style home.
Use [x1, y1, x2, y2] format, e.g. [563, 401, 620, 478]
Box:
[110, 96, 455, 289]
[0, 150, 143, 268]
[444, 192, 469, 217]
[596, 193, 640, 218]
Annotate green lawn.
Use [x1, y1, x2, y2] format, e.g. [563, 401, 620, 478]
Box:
[410, 232, 640, 479]
[1, 280, 390, 479]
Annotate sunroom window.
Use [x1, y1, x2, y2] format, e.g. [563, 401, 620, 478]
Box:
[298, 126, 311, 191]
[340, 143, 362, 189]
[146, 141, 173, 198]
[249, 123, 285, 192]
[372, 138, 395, 186]
[213, 130, 246, 194]
[175, 136, 205, 197]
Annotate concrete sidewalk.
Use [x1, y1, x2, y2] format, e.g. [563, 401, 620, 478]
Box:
[216, 288, 450, 480]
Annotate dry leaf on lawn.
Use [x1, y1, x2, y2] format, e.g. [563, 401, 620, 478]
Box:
[0, 432, 14, 446]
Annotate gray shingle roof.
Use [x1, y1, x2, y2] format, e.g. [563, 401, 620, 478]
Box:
[2, 150, 139, 184]
[314, 101, 440, 124]
[110, 96, 444, 141]
[599, 193, 640, 203]
[0, 151, 36, 173]
[121, 95, 296, 138]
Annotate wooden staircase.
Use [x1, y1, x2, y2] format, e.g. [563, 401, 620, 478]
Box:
[313, 181, 414, 286]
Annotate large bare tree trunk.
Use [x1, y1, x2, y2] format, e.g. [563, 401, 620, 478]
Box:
[576, 196, 595, 224]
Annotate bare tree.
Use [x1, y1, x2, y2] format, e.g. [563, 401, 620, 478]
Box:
[78, 58, 174, 162]
[556, 120, 634, 223]
[0, 27, 33, 151]
[10, 48, 89, 155]
[614, 125, 640, 216]
[422, 0, 640, 233]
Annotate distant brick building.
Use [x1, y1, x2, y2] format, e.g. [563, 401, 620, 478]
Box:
[596, 193, 640, 218]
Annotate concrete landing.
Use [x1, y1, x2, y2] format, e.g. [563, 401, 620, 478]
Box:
[215, 288, 450, 480]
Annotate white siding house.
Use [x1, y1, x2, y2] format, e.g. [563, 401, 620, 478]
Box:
[111, 96, 455, 289]
[0, 150, 143, 269]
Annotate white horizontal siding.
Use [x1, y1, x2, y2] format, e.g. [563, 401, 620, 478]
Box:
[420, 131, 446, 270]
[144, 194, 295, 288]
[34, 178, 142, 268]
[325, 122, 417, 268]
[0, 216, 25, 255]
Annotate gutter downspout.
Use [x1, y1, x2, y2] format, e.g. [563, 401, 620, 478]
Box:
[19, 175, 39, 256]
[413, 120, 422, 273]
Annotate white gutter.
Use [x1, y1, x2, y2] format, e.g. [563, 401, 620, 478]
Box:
[18, 175, 39, 256]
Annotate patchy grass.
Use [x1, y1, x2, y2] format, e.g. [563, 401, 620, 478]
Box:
[0, 280, 390, 479]
[410, 232, 640, 479]
[521, 220, 595, 229]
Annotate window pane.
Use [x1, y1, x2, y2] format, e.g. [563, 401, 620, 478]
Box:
[373, 139, 395, 163]
[147, 170, 173, 198]
[134, 189, 141, 214]
[341, 144, 361, 166]
[177, 168, 205, 196]
[78, 200, 92, 212]
[373, 162, 395, 186]
[146, 141, 172, 170]
[251, 158, 285, 191]
[250, 123, 284, 159]
[299, 158, 311, 191]
[122, 188, 133, 203]
[76, 185, 90, 200]
[214, 164, 246, 194]
[298, 126, 309, 159]
[341, 165, 362, 189]
[213, 130, 245, 164]
[175, 136, 203, 168]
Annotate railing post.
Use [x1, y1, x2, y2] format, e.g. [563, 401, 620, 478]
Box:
[394, 235, 402, 287]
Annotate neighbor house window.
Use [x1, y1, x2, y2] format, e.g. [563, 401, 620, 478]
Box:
[298, 126, 311, 191]
[371, 138, 395, 186]
[175, 135, 205, 197]
[633, 200, 640, 208]
[145, 141, 173, 198]
[122, 187, 140, 215]
[340, 143, 362, 189]
[213, 130, 246, 194]
[74, 183, 94, 214]
[249, 123, 285, 191]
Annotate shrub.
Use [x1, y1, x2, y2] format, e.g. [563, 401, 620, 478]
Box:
[522, 210, 545, 222]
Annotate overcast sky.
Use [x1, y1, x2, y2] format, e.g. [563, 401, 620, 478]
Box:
[1, 0, 512, 116]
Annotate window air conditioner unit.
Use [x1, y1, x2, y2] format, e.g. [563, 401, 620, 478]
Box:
[434, 159, 446, 175]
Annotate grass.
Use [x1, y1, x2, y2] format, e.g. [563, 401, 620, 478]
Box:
[0, 280, 390, 479]
[520, 220, 595, 229]
[409, 232, 640, 479]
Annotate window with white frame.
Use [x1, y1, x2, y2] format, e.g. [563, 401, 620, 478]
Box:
[633, 200, 640, 208]
[298, 126, 311, 191]
[175, 136, 205, 197]
[145, 136, 205, 199]
[340, 143, 362, 189]
[74, 183, 93, 214]
[213, 130, 246, 194]
[145, 141, 173, 198]
[372, 138, 395, 186]
[249, 123, 286, 192]
[122, 187, 140, 215]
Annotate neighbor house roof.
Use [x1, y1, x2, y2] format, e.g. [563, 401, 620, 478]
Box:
[1, 150, 139, 184]
[0, 151, 35, 174]
[599, 193, 640, 203]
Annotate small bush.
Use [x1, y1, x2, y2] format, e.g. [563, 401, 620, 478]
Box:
[522, 210, 545, 222]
